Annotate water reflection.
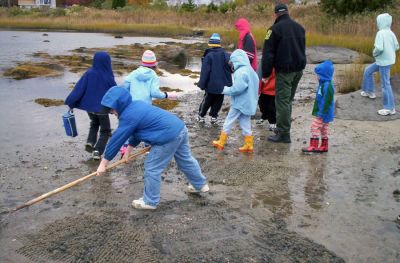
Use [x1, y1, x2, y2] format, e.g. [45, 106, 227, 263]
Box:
[304, 156, 328, 210]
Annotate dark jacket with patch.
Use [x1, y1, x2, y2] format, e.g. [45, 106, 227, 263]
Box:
[197, 47, 232, 94]
[261, 14, 306, 78]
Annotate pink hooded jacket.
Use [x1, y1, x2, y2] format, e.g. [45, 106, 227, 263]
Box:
[235, 18, 258, 71]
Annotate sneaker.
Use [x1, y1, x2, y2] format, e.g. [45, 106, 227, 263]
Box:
[360, 91, 376, 99]
[132, 197, 156, 210]
[197, 115, 205, 123]
[187, 183, 209, 193]
[210, 117, 218, 124]
[85, 143, 94, 153]
[256, 119, 266, 125]
[268, 124, 277, 131]
[377, 109, 396, 116]
[92, 150, 101, 160]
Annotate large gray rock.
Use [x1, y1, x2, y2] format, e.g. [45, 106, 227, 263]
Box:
[160, 45, 187, 68]
[307, 46, 374, 64]
[335, 76, 400, 121]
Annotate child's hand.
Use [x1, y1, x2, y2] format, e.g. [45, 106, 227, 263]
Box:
[168, 92, 178, 100]
[261, 78, 269, 84]
[123, 145, 134, 163]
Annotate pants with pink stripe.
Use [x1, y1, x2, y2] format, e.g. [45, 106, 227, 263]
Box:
[310, 117, 329, 139]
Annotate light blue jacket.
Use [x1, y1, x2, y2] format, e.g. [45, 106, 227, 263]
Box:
[373, 13, 399, 66]
[223, 49, 259, 116]
[121, 66, 166, 104]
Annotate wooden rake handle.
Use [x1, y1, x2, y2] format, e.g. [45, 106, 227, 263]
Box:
[12, 147, 150, 212]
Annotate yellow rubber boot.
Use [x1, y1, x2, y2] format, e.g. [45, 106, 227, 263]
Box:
[212, 132, 228, 150]
[239, 135, 254, 153]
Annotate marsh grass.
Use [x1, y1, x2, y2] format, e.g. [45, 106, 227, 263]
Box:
[1, 4, 399, 73]
[0, 18, 193, 36]
[337, 63, 366, 94]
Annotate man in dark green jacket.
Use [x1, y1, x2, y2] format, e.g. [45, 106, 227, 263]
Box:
[261, 3, 306, 143]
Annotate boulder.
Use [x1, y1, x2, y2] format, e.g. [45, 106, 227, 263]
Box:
[160, 45, 187, 68]
[306, 46, 374, 64]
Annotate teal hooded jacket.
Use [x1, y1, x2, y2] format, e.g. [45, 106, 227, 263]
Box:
[121, 66, 166, 104]
[223, 49, 259, 116]
[373, 13, 399, 66]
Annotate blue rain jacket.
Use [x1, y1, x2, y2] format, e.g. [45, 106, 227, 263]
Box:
[373, 13, 399, 66]
[101, 87, 184, 161]
[65, 52, 116, 113]
[312, 60, 335, 123]
[223, 49, 259, 116]
[121, 66, 166, 104]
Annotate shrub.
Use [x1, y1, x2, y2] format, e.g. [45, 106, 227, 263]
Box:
[219, 1, 236, 14]
[254, 4, 267, 13]
[91, 0, 104, 9]
[150, 0, 167, 9]
[51, 7, 67, 16]
[128, 0, 150, 6]
[63, 0, 92, 5]
[206, 2, 218, 13]
[320, 0, 396, 15]
[180, 0, 196, 12]
[112, 0, 125, 9]
[9, 6, 27, 16]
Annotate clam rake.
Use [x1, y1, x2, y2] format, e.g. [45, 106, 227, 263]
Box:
[11, 147, 150, 212]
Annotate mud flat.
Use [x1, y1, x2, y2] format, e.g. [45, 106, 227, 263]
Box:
[1, 82, 399, 262]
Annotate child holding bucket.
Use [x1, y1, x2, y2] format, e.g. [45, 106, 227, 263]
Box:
[212, 49, 259, 152]
[65, 51, 116, 160]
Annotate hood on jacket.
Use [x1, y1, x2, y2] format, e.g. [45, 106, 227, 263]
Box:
[93, 51, 113, 75]
[235, 18, 250, 33]
[315, 60, 334, 82]
[230, 49, 251, 71]
[101, 86, 132, 115]
[377, 13, 392, 30]
[131, 66, 155, 82]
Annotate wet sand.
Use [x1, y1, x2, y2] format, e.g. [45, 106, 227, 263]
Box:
[1, 79, 399, 262]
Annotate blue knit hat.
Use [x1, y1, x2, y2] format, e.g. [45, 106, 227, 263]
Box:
[208, 33, 221, 47]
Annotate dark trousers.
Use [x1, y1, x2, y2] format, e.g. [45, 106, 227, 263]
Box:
[258, 94, 276, 124]
[87, 112, 111, 155]
[198, 92, 224, 118]
[275, 71, 303, 134]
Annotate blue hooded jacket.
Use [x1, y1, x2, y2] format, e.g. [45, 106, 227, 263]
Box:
[101, 87, 184, 161]
[312, 60, 335, 123]
[121, 66, 166, 104]
[223, 49, 259, 116]
[65, 52, 116, 113]
[197, 47, 233, 94]
[373, 13, 399, 66]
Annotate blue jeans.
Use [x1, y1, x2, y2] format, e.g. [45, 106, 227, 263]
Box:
[142, 127, 206, 206]
[222, 108, 252, 136]
[362, 63, 396, 110]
